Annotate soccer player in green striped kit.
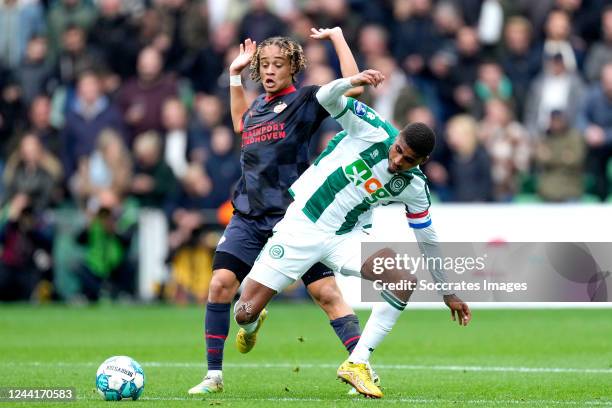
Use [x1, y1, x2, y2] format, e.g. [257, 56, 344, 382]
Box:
[233, 69, 472, 398]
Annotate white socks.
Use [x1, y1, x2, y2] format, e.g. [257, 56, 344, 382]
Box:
[236, 314, 259, 334]
[349, 292, 406, 363]
[206, 370, 222, 379]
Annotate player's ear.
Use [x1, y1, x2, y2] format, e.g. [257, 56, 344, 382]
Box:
[420, 155, 430, 165]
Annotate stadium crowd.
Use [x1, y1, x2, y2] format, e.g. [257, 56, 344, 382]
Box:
[0, 0, 611, 302]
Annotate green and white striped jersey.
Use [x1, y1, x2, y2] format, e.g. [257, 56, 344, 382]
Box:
[288, 78, 431, 235]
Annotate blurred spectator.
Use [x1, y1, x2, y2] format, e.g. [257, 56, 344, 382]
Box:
[61, 71, 126, 177]
[0, 0, 46, 70]
[183, 21, 235, 94]
[71, 128, 132, 208]
[428, 48, 460, 121]
[368, 55, 422, 127]
[166, 164, 214, 251]
[55, 24, 104, 86]
[392, 0, 441, 78]
[16, 36, 55, 106]
[576, 62, 612, 201]
[455, 0, 485, 26]
[154, 0, 209, 72]
[0, 193, 53, 301]
[554, 0, 605, 45]
[406, 105, 452, 200]
[445, 114, 493, 201]
[535, 110, 585, 201]
[206, 0, 247, 32]
[303, 41, 330, 70]
[584, 5, 612, 82]
[432, 1, 464, 44]
[75, 189, 137, 302]
[46, 0, 97, 55]
[130, 131, 177, 209]
[136, 7, 166, 52]
[478, 99, 530, 201]
[357, 24, 390, 65]
[542, 9, 584, 72]
[28, 95, 62, 160]
[477, 0, 504, 47]
[238, 0, 287, 43]
[3, 133, 62, 213]
[88, 0, 140, 80]
[204, 126, 240, 208]
[452, 26, 483, 113]
[118, 46, 178, 139]
[161, 97, 206, 178]
[0, 78, 27, 158]
[310, 0, 361, 46]
[472, 61, 513, 117]
[524, 53, 586, 137]
[512, 0, 555, 40]
[191, 93, 227, 138]
[499, 17, 542, 118]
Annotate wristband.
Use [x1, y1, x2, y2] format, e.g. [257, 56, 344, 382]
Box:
[230, 75, 242, 86]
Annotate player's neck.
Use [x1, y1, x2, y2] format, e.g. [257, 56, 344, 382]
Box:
[265, 85, 296, 102]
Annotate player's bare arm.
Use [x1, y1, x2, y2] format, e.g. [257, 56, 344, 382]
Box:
[229, 38, 256, 133]
[310, 27, 364, 97]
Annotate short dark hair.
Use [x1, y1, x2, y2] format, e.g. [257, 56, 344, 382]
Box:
[401, 122, 436, 158]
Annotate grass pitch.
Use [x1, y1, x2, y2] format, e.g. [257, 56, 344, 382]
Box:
[0, 303, 611, 407]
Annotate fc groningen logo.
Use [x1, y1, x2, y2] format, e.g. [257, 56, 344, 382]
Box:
[269, 245, 285, 259]
[389, 175, 408, 194]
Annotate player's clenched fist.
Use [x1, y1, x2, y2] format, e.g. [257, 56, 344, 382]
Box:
[349, 70, 385, 88]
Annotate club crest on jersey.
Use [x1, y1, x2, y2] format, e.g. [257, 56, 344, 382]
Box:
[353, 100, 367, 117]
[273, 102, 287, 113]
[388, 175, 408, 194]
[269, 244, 284, 259]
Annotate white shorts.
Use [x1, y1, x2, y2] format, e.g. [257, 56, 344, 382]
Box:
[247, 204, 372, 292]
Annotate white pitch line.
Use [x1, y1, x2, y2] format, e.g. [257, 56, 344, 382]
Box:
[77, 396, 612, 406]
[3, 361, 612, 374]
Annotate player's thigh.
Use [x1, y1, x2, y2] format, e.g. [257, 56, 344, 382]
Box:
[212, 213, 278, 283]
[322, 229, 371, 278]
[248, 227, 325, 293]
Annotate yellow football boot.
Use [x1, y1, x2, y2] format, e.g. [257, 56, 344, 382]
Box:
[236, 308, 268, 353]
[337, 359, 383, 398]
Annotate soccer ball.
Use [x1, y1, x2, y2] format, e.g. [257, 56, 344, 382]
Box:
[96, 356, 145, 401]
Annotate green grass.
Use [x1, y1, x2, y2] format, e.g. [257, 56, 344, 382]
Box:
[0, 303, 611, 407]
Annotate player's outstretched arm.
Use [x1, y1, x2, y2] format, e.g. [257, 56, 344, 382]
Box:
[229, 38, 256, 133]
[310, 27, 363, 97]
[412, 223, 471, 326]
[315, 70, 384, 116]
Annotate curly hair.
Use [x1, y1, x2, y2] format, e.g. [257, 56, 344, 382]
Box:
[401, 122, 436, 158]
[249, 36, 307, 83]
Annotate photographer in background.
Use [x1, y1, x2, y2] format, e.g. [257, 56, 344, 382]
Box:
[75, 189, 138, 302]
[0, 193, 53, 301]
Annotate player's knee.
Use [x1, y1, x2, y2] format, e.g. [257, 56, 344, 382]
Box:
[209, 271, 238, 302]
[312, 283, 343, 310]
